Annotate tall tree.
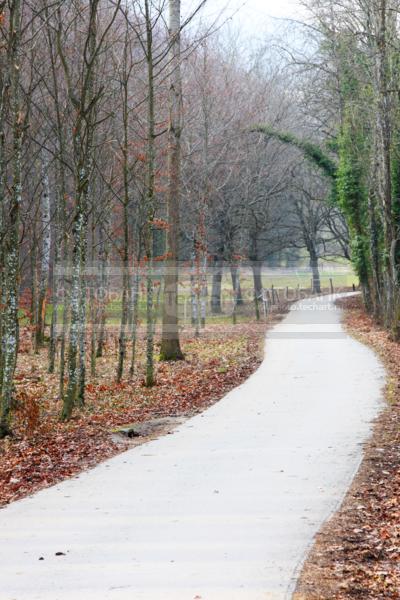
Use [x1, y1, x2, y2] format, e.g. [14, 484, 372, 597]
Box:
[59, 0, 121, 420]
[0, 0, 23, 438]
[160, 0, 184, 360]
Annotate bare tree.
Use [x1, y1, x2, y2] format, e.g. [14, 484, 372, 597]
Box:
[160, 0, 184, 360]
[0, 0, 23, 438]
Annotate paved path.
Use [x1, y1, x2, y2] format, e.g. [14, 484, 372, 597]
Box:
[0, 295, 385, 600]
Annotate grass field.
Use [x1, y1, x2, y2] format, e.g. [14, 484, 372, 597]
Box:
[39, 261, 358, 329]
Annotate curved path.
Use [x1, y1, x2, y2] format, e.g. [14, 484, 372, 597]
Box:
[0, 294, 384, 600]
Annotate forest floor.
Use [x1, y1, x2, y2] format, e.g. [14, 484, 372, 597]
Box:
[295, 295, 400, 600]
[0, 309, 281, 508]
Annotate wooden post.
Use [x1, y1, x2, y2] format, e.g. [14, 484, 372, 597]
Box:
[330, 278, 334, 295]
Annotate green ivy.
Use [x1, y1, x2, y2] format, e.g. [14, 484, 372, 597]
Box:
[251, 125, 337, 180]
[337, 110, 371, 296]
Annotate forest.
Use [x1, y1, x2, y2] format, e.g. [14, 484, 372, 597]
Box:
[0, 0, 358, 438]
[2, 0, 400, 598]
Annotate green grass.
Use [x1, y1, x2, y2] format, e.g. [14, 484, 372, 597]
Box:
[34, 261, 357, 329]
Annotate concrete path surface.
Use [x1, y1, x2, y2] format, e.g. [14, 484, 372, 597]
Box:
[0, 294, 385, 600]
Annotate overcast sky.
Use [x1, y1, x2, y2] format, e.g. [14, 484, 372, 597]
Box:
[184, 0, 306, 38]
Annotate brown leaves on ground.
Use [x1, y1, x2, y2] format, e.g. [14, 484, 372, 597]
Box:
[295, 295, 400, 600]
[0, 323, 267, 507]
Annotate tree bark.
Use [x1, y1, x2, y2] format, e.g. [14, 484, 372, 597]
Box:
[36, 151, 51, 350]
[373, 0, 397, 330]
[0, 0, 22, 438]
[129, 267, 140, 376]
[250, 236, 263, 321]
[60, 1, 99, 419]
[144, 0, 156, 386]
[230, 264, 243, 307]
[309, 247, 321, 294]
[211, 252, 223, 314]
[96, 226, 108, 358]
[117, 30, 131, 383]
[160, 0, 184, 361]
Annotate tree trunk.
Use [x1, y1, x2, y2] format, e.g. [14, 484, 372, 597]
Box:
[160, 0, 184, 361]
[373, 0, 396, 330]
[62, 208, 84, 420]
[46, 8, 68, 377]
[0, 0, 22, 438]
[60, 1, 99, 419]
[96, 226, 108, 358]
[190, 249, 199, 335]
[129, 268, 140, 376]
[368, 145, 384, 321]
[230, 264, 243, 306]
[251, 262, 263, 322]
[30, 224, 38, 343]
[211, 253, 223, 314]
[144, 0, 156, 386]
[231, 266, 239, 325]
[77, 235, 88, 407]
[36, 151, 51, 350]
[117, 215, 129, 382]
[117, 39, 131, 383]
[0, 25, 7, 383]
[89, 219, 97, 378]
[48, 184, 62, 374]
[309, 248, 321, 294]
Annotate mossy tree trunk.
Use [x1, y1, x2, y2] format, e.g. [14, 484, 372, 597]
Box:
[0, 0, 22, 438]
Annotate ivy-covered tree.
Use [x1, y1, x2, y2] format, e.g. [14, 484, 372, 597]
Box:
[337, 113, 371, 309]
